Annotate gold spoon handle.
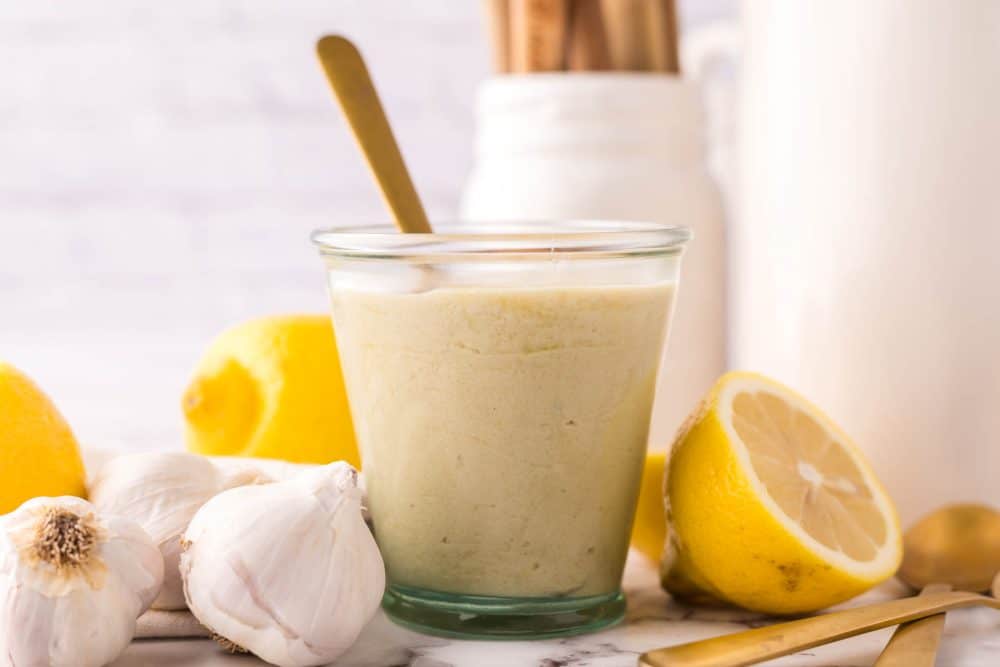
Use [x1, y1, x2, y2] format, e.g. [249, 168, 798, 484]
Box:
[638, 591, 996, 667]
[316, 35, 432, 234]
[873, 584, 951, 667]
[872, 613, 948, 667]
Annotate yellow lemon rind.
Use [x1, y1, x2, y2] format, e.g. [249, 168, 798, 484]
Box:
[664, 371, 902, 615]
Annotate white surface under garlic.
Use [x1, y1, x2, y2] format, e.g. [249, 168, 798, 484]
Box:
[89, 451, 268, 610]
[180, 461, 384, 667]
[0, 496, 164, 667]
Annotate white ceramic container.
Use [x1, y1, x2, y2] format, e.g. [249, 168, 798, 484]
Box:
[688, 0, 1000, 522]
[461, 74, 726, 447]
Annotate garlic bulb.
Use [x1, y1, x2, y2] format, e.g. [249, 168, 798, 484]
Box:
[210, 456, 372, 523]
[89, 451, 268, 610]
[0, 496, 164, 667]
[180, 462, 384, 667]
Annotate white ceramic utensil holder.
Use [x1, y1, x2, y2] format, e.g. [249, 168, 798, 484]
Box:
[461, 74, 726, 447]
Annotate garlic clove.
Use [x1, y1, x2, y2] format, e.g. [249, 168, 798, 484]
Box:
[3, 584, 57, 665]
[89, 451, 270, 610]
[98, 514, 168, 606]
[209, 455, 318, 482]
[0, 496, 164, 667]
[181, 462, 384, 667]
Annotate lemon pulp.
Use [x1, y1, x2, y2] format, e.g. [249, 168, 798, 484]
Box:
[731, 388, 888, 563]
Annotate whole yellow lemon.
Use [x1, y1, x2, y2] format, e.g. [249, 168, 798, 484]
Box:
[0, 362, 87, 514]
[182, 315, 359, 466]
[630, 451, 668, 562]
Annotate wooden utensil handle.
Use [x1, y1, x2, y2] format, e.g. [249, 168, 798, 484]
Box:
[510, 0, 569, 72]
[600, 0, 648, 70]
[567, 0, 611, 71]
[638, 591, 997, 667]
[646, 0, 680, 73]
[484, 0, 512, 73]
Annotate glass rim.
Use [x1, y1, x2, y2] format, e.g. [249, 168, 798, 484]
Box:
[311, 220, 691, 261]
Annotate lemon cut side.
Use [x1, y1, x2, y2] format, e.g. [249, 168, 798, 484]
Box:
[663, 371, 902, 614]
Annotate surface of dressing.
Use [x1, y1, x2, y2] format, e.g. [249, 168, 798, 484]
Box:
[331, 283, 675, 598]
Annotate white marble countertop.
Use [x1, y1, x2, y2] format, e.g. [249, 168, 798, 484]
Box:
[112, 553, 1000, 667]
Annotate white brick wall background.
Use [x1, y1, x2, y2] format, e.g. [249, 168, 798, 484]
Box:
[1, 0, 734, 452]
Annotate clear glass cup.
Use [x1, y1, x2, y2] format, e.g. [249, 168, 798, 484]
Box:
[312, 221, 690, 639]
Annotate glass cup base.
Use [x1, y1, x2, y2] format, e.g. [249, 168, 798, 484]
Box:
[381, 585, 626, 640]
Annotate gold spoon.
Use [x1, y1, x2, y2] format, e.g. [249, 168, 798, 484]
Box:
[875, 504, 1000, 666]
[639, 503, 1000, 667]
[315, 35, 432, 234]
[871, 583, 951, 666]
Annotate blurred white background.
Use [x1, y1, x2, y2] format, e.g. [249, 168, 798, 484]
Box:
[1, 0, 734, 451]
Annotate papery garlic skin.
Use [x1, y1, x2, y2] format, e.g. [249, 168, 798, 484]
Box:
[89, 451, 267, 609]
[209, 455, 316, 482]
[210, 456, 372, 523]
[181, 462, 384, 667]
[0, 496, 164, 667]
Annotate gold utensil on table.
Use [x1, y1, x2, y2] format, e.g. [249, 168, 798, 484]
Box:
[872, 583, 951, 666]
[315, 35, 432, 234]
[876, 504, 1000, 666]
[639, 592, 999, 667]
[639, 503, 1000, 667]
[898, 504, 1000, 593]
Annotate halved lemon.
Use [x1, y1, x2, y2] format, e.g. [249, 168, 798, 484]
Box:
[662, 371, 902, 614]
